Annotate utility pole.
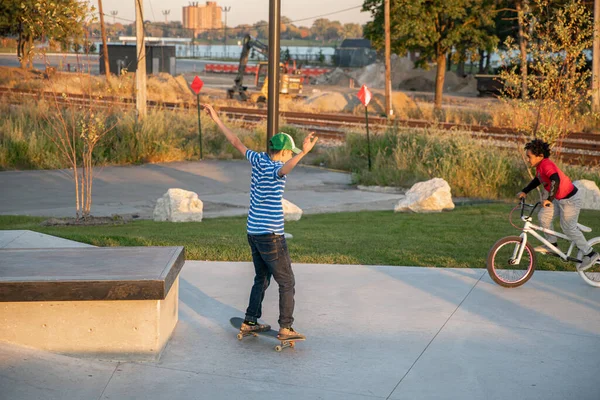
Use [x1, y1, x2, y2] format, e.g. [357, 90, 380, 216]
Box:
[221, 6, 231, 59]
[135, 0, 147, 118]
[593, 0, 600, 113]
[98, 0, 110, 78]
[384, 0, 393, 117]
[267, 0, 281, 146]
[162, 10, 170, 23]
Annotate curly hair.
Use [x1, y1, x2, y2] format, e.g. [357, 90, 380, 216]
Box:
[524, 139, 551, 158]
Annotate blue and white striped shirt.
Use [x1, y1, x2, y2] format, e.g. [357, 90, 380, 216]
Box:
[246, 150, 286, 235]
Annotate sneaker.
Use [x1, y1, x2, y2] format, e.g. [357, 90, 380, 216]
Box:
[578, 251, 600, 272]
[240, 321, 270, 333]
[277, 327, 305, 340]
[534, 242, 558, 254]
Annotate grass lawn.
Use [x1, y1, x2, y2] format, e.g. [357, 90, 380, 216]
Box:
[2, 204, 599, 271]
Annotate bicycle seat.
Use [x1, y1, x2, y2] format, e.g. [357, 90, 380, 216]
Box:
[578, 223, 592, 233]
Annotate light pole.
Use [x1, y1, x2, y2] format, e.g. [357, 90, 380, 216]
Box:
[135, 0, 146, 118]
[110, 10, 118, 24]
[98, 0, 110, 77]
[593, 0, 600, 113]
[267, 0, 281, 145]
[221, 6, 231, 59]
[384, 0, 393, 117]
[162, 10, 170, 23]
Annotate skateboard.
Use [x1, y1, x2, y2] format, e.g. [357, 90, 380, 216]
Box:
[229, 317, 305, 352]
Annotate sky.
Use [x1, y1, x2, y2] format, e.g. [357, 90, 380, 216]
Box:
[92, 1, 372, 27]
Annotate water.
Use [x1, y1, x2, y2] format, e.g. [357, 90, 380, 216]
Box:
[94, 42, 335, 62]
[174, 44, 336, 62]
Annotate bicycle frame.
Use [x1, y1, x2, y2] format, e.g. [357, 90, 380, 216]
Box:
[511, 201, 581, 264]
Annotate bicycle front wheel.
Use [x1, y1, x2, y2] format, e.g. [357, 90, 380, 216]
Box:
[577, 237, 600, 288]
[487, 236, 537, 288]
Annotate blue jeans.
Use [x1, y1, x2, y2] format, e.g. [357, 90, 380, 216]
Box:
[245, 234, 295, 328]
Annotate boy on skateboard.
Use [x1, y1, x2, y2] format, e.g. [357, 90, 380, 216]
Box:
[517, 139, 599, 271]
[204, 104, 317, 340]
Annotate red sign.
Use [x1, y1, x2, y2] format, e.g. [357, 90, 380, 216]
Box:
[357, 84, 372, 107]
[191, 76, 204, 94]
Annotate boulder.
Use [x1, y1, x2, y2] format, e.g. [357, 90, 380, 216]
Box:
[574, 180, 600, 210]
[283, 199, 303, 221]
[153, 188, 203, 222]
[394, 178, 455, 213]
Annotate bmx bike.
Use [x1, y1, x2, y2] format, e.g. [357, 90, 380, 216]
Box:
[486, 199, 600, 288]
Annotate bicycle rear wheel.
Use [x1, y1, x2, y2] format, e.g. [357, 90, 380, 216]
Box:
[577, 237, 600, 288]
[487, 236, 537, 287]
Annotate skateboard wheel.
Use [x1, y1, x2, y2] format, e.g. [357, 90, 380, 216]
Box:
[275, 345, 282, 352]
[237, 333, 243, 340]
[289, 341, 295, 348]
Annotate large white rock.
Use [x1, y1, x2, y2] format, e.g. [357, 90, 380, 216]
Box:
[574, 180, 600, 210]
[153, 188, 203, 222]
[394, 178, 455, 213]
[283, 199, 303, 221]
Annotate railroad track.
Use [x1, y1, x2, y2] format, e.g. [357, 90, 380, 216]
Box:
[1, 87, 599, 165]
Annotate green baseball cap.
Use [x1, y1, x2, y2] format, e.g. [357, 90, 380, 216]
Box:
[269, 132, 302, 154]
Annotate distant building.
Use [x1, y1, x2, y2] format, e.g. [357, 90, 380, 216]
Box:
[334, 39, 377, 68]
[183, 1, 222, 38]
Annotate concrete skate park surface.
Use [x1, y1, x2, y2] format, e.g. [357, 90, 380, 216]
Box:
[0, 160, 405, 219]
[1, 162, 599, 399]
[1, 229, 599, 400]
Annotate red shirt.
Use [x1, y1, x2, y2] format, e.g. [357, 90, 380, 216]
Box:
[536, 158, 574, 200]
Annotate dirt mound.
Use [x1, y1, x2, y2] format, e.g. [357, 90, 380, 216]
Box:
[304, 88, 415, 116]
[454, 75, 478, 95]
[0, 66, 195, 103]
[312, 68, 355, 86]
[400, 76, 435, 92]
[316, 59, 479, 96]
[146, 73, 195, 103]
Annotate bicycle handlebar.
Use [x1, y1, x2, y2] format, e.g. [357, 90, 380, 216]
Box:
[519, 198, 540, 219]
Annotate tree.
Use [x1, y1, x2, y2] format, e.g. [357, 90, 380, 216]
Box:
[324, 21, 344, 41]
[144, 22, 164, 37]
[0, 0, 91, 69]
[499, 0, 593, 145]
[363, 0, 497, 111]
[453, 2, 500, 76]
[343, 23, 363, 39]
[285, 25, 303, 40]
[254, 21, 269, 40]
[475, 2, 517, 74]
[38, 47, 117, 219]
[318, 49, 325, 63]
[498, 0, 581, 98]
[311, 18, 332, 41]
[235, 24, 254, 38]
[43, 94, 115, 219]
[281, 16, 293, 35]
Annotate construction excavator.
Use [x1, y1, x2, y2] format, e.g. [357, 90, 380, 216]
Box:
[227, 34, 304, 102]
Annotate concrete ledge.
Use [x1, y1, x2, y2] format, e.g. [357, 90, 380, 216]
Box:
[0, 246, 185, 361]
[0, 247, 184, 302]
[0, 278, 179, 361]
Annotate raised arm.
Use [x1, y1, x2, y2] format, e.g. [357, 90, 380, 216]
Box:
[203, 104, 248, 155]
[278, 132, 318, 177]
